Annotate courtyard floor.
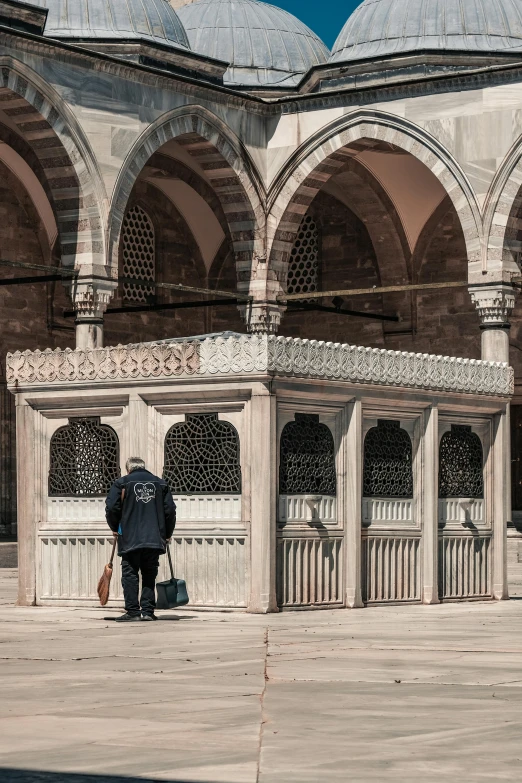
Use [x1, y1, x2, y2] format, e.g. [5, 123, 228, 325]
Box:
[1, 565, 522, 782]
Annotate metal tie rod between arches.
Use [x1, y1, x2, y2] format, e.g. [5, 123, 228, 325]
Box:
[0, 259, 252, 301]
[281, 281, 470, 301]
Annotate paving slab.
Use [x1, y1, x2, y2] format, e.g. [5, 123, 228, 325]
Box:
[2, 569, 522, 781]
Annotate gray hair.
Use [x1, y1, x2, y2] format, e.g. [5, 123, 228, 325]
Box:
[126, 457, 145, 473]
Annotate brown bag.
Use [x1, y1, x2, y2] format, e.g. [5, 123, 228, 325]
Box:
[97, 488, 124, 606]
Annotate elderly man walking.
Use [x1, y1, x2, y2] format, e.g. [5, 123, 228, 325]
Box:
[106, 457, 176, 622]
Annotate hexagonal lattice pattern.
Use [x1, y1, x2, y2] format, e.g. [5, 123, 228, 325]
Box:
[49, 418, 120, 496]
[363, 420, 413, 498]
[439, 425, 484, 498]
[287, 214, 319, 295]
[121, 205, 155, 304]
[163, 413, 241, 494]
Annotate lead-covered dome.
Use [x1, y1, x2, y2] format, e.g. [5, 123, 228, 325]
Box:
[32, 0, 190, 50]
[331, 0, 522, 63]
[177, 0, 329, 87]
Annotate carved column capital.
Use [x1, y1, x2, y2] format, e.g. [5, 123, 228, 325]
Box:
[68, 277, 117, 350]
[237, 265, 285, 335]
[469, 283, 517, 330]
[72, 279, 116, 322]
[239, 301, 284, 335]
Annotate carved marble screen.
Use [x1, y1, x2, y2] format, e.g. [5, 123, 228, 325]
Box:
[48, 417, 120, 496]
[362, 420, 419, 603]
[163, 413, 241, 494]
[363, 420, 413, 499]
[162, 413, 245, 608]
[279, 413, 336, 496]
[438, 425, 489, 600]
[277, 413, 340, 608]
[439, 425, 484, 499]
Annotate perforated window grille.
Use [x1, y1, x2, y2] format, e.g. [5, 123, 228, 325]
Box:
[121, 205, 155, 304]
[439, 425, 484, 498]
[49, 418, 120, 496]
[287, 215, 319, 295]
[279, 413, 336, 495]
[163, 413, 241, 494]
[363, 420, 413, 498]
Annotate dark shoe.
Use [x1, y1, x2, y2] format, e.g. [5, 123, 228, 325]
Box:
[115, 613, 141, 623]
[141, 613, 158, 621]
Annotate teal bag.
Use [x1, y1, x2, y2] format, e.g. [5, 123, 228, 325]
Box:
[156, 544, 189, 610]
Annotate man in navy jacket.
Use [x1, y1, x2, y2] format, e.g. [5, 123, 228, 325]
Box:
[106, 457, 176, 622]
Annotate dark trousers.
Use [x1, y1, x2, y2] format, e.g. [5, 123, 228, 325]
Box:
[121, 548, 160, 616]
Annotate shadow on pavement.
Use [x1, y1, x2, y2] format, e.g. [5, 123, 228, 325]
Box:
[0, 770, 221, 783]
[101, 615, 196, 621]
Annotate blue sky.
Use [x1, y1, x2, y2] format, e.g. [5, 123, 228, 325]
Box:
[271, 0, 362, 49]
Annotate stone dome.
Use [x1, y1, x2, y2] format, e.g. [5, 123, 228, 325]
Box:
[32, 0, 190, 50]
[331, 0, 522, 63]
[176, 0, 329, 87]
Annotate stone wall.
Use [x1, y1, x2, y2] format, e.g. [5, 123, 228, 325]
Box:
[0, 161, 74, 535]
[104, 178, 244, 347]
[277, 190, 482, 362]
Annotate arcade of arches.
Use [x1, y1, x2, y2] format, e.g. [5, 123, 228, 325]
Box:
[0, 134, 515, 530]
[2, 0, 522, 609]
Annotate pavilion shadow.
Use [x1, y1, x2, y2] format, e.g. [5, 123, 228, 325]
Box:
[0, 769, 222, 783]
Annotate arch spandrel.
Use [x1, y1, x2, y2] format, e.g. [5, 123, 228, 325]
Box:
[267, 112, 484, 289]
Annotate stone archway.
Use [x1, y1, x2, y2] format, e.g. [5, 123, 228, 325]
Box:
[0, 62, 106, 271]
[108, 107, 265, 283]
[268, 111, 482, 293]
[485, 137, 522, 279]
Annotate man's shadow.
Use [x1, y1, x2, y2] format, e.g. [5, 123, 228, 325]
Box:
[102, 614, 196, 621]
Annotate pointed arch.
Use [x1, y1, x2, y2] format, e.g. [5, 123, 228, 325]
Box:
[0, 59, 107, 270]
[267, 110, 482, 289]
[108, 106, 266, 288]
[484, 136, 522, 277]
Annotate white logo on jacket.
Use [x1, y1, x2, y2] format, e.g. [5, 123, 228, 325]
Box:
[134, 482, 156, 503]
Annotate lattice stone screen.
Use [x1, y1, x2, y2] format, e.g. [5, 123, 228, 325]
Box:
[363, 420, 413, 498]
[163, 413, 241, 494]
[279, 413, 336, 495]
[49, 418, 120, 496]
[287, 214, 319, 295]
[439, 425, 484, 498]
[121, 205, 155, 304]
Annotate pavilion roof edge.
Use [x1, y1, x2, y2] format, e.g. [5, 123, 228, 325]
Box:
[5, 333, 514, 398]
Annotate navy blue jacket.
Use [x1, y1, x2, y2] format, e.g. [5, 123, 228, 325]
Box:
[105, 469, 176, 555]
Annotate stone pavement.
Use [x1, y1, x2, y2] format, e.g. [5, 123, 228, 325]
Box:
[1, 568, 522, 782]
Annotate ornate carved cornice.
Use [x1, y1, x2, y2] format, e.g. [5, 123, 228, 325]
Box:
[6, 333, 514, 397]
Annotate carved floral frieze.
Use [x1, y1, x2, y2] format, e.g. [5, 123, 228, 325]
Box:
[6, 334, 514, 397]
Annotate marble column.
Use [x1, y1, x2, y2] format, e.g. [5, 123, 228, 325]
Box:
[128, 394, 149, 465]
[238, 255, 285, 335]
[247, 383, 278, 613]
[469, 283, 516, 364]
[470, 283, 515, 599]
[345, 398, 363, 608]
[422, 405, 439, 605]
[15, 398, 36, 606]
[493, 408, 510, 600]
[72, 279, 117, 350]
